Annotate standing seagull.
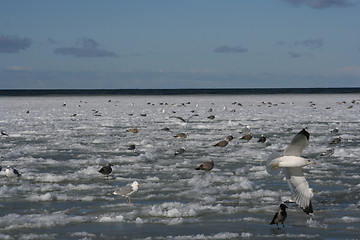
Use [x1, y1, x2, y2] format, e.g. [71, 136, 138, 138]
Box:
[268, 128, 315, 214]
[195, 159, 214, 172]
[113, 181, 140, 204]
[270, 204, 288, 228]
[99, 163, 113, 176]
[5, 166, 21, 180]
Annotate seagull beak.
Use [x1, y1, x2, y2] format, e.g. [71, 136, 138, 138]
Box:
[270, 163, 279, 169]
[311, 162, 316, 164]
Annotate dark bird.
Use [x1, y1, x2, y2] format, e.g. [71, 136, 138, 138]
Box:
[174, 147, 185, 156]
[1, 130, 9, 136]
[320, 148, 334, 157]
[270, 204, 288, 229]
[241, 133, 253, 141]
[174, 133, 187, 139]
[331, 128, 339, 133]
[214, 139, 229, 147]
[195, 159, 214, 171]
[330, 137, 341, 145]
[207, 115, 215, 120]
[170, 114, 198, 123]
[258, 134, 266, 143]
[128, 144, 136, 150]
[226, 135, 234, 141]
[161, 127, 170, 131]
[99, 163, 113, 176]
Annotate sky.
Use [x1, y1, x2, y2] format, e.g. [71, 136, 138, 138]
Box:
[0, 0, 359, 89]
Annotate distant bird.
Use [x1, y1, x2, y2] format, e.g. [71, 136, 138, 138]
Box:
[195, 159, 214, 172]
[1, 130, 9, 136]
[268, 128, 315, 214]
[270, 204, 288, 229]
[174, 147, 186, 156]
[330, 137, 341, 145]
[241, 133, 253, 141]
[331, 128, 339, 133]
[5, 166, 21, 179]
[207, 115, 215, 120]
[286, 127, 293, 133]
[128, 144, 136, 150]
[113, 181, 140, 204]
[99, 163, 113, 176]
[240, 125, 250, 133]
[161, 127, 170, 131]
[226, 135, 234, 141]
[170, 114, 198, 123]
[127, 128, 140, 134]
[258, 134, 266, 143]
[174, 133, 187, 139]
[320, 148, 334, 157]
[214, 139, 229, 147]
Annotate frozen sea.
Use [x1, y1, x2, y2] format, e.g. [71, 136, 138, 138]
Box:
[0, 93, 359, 239]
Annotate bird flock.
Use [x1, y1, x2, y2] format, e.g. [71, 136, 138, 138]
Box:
[0, 96, 358, 231]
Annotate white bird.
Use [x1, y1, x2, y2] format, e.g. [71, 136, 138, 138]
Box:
[5, 166, 21, 179]
[113, 181, 139, 204]
[268, 128, 315, 214]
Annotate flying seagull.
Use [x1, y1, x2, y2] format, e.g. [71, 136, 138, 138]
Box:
[113, 181, 140, 204]
[268, 128, 316, 214]
[99, 163, 113, 176]
[270, 204, 288, 229]
[170, 114, 198, 123]
[195, 158, 214, 171]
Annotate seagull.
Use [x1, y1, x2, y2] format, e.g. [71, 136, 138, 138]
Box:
[214, 139, 229, 147]
[195, 159, 214, 172]
[174, 147, 186, 156]
[330, 137, 341, 145]
[173, 133, 187, 139]
[170, 114, 198, 123]
[258, 134, 266, 143]
[240, 125, 250, 133]
[270, 204, 288, 229]
[225, 135, 234, 141]
[128, 144, 136, 150]
[113, 181, 140, 204]
[127, 128, 140, 134]
[1, 130, 9, 136]
[5, 166, 21, 179]
[268, 128, 315, 214]
[320, 148, 334, 157]
[241, 133, 253, 141]
[331, 128, 339, 133]
[99, 163, 113, 176]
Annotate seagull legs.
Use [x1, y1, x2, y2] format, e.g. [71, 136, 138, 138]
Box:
[126, 197, 132, 204]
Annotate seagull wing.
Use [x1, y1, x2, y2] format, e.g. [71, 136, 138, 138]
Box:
[113, 185, 134, 196]
[170, 116, 186, 123]
[284, 129, 309, 157]
[283, 167, 313, 214]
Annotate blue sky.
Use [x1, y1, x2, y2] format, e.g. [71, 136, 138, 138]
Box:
[0, 0, 359, 89]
